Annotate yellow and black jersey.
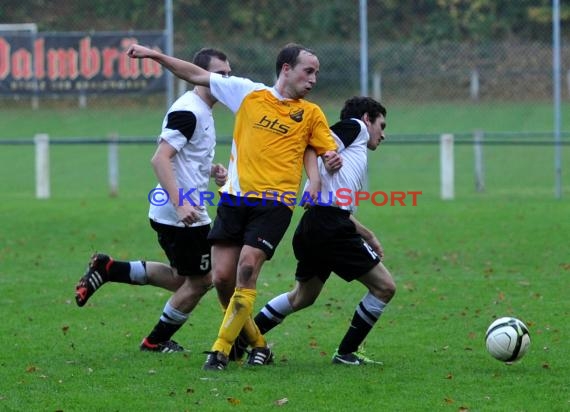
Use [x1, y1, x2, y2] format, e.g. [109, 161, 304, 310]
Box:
[210, 73, 337, 206]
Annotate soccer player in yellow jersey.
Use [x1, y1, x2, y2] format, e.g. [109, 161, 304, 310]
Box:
[127, 43, 341, 370]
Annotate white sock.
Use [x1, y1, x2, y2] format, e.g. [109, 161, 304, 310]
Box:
[356, 292, 387, 326]
[129, 261, 148, 285]
[260, 293, 294, 323]
[160, 300, 189, 325]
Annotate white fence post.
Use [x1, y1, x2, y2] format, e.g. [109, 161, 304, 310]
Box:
[108, 133, 119, 197]
[34, 133, 50, 199]
[474, 130, 485, 192]
[177, 78, 187, 97]
[440, 133, 454, 200]
[372, 71, 382, 101]
[470, 69, 480, 101]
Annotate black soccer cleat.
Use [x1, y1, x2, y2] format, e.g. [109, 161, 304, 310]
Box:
[331, 350, 383, 365]
[203, 351, 229, 371]
[247, 346, 274, 366]
[75, 253, 112, 307]
[140, 337, 185, 353]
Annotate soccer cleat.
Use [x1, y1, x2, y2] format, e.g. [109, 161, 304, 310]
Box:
[332, 349, 383, 365]
[228, 334, 249, 362]
[75, 253, 112, 307]
[247, 346, 274, 366]
[140, 337, 185, 353]
[203, 351, 229, 371]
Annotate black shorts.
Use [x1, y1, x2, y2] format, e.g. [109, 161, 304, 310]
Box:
[207, 196, 293, 260]
[292, 206, 380, 283]
[149, 219, 211, 276]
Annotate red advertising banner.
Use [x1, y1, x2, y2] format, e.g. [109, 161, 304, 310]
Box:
[0, 31, 166, 94]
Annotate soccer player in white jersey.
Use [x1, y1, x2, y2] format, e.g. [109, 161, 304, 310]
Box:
[253, 96, 397, 365]
[74, 48, 230, 353]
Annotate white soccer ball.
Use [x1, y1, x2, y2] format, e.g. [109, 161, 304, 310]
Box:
[485, 317, 531, 363]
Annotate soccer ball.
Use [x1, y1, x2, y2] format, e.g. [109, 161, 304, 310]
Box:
[485, 317, 531, 362]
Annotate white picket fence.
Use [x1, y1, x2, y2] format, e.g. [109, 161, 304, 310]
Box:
[10, 132, 566, 200]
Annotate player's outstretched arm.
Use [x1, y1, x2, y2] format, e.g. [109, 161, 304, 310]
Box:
[126, 44, 211, 86]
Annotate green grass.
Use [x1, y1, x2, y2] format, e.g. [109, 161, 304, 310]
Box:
[1, 190, 569, 411]
[1, 102, 570, 410]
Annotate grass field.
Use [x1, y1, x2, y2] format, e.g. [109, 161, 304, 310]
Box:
[1, 102, 569, 411]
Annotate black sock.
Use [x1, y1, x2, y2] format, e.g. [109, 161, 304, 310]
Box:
[254, 312, 280, 335]
[146, 320, 183, 344]
[337, 312, 373, 355]
[108, 260, 133, 283]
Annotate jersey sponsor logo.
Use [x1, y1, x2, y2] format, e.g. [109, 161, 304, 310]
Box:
[289, 108, 304, 123]
[254, 115, 290, 135]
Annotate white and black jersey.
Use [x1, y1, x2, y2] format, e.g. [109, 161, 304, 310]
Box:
[294, 118, 380, 282]
[149, 91, 216, 227]
[307, 118, 369, 213]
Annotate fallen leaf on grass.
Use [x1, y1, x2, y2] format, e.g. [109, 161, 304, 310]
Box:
[62, 325, 69, 335]
[227, 397, 240, 405]
[26, 365, 38, 373]
[275, 398, 288, 406]
[243, 385, 253, 392]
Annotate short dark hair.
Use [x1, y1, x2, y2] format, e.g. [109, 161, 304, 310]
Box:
[275, 43, 316, 78]
[192, 48, 228, 70]
[340, 96, 387, 123]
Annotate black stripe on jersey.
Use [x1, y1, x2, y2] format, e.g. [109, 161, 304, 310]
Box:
[166, 111, 197, 141]
[330, 119, 361, 149]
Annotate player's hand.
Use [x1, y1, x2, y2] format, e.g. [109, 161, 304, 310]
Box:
[368, 237, 384, 261]
[301, 178, 321, 208]
[323, 151, 342, 173]
[176, 203, 202, 226]
[211, 163, 228, 186]
[126, 44, 154, 59]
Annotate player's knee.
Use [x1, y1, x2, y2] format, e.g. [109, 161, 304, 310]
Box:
[296, 296, 316, 310]
[212, 274, 233, 293]
[369, 277, 396, 303]
[384, 278, 396, 300]
[290, 290, 317, 310]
